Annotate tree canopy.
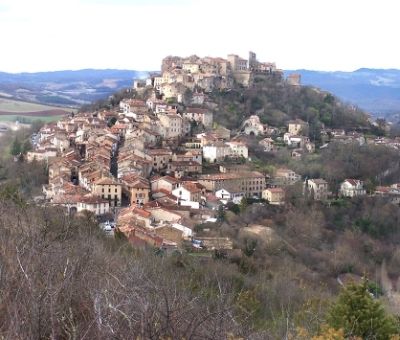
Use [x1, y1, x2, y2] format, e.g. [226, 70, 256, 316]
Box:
[327, 280, 399, 339]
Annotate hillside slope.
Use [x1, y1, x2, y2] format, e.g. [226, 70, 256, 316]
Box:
[0, 69, 147, 107]
[286, 68, 400, 120]
[210, 73, 371, 138]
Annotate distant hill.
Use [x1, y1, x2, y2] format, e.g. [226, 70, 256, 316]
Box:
[2, 67, 400, 123]
[285, 68, 400, 121]
[0, 69, 148, 108]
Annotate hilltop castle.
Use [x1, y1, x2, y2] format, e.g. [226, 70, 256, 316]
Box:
[134, 51, 283, 102]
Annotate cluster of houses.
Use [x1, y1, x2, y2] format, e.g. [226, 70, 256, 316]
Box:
[319, 129, 400, 150]
[303, 178, 400, 203]
[27, 95, 280, 249]
[25, 53, 400, 251]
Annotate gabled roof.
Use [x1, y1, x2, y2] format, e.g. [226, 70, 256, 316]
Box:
[132, 207, 151, 218]
[344, 179, 362, 186]
[375, 186, 390, 194]
[309, 178, 328, 185]
[147, 148, 172, 156]
[151, 175, 180, 184]
[179, 183, 202, 194]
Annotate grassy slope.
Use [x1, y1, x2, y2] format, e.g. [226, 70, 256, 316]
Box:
[0, 97, 74, 113]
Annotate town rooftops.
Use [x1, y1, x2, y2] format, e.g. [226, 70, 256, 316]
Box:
[132, 207, 151, 218]
[78, 195, 109, 204]
[147, 148, 172, 156]
[199, 171, 264, 181]
[180, 183, 202, 193]
[52, 194, 83, 204]
[151, 175, 180, 184]
[94, 177, 120, 186]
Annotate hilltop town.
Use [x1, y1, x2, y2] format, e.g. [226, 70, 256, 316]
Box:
[135, 51, 289, 94]
[3, 52, 400, 340]
[25, 51, 400, 251]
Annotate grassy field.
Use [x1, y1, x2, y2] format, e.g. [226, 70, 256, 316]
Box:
[0, 97, 75, 124]
[0, 115, 63, 123]
[0, 97, 73, 113]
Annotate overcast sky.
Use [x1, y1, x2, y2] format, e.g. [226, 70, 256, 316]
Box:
[0, 0, 399, 73]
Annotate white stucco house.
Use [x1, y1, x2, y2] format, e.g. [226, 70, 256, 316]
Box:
[340, 179, 366, 197]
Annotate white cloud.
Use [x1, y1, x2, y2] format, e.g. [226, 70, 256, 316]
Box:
[0, 0, 399, 72]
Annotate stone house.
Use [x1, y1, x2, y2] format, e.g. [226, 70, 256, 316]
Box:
[262, 188, 285, 205]
[273, 168, 301, 185]
[259, 137, 275, 152]
[306, 179, 329, 200]
[199, 171, 266, 198]
[147, 148, 173, 172]
[241, 115, 267, 136]
[202, 142, 231, 163]
[77, 195, 110, 216]
[150, 176, 180, 194]
[120, 174, 150, 206]
[288, 119, 308, 135]
[182, 107, 213, 128]
[168, 160, 202, 178]
[226, 141, 249, 159]
[92, 177, 122, 207]
[158, 113, 183, 139]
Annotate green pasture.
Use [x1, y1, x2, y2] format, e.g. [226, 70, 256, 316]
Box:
[0, 97, 70, 113]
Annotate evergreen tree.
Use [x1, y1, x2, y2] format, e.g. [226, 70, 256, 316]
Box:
[327, 280, 399, 339]
[217, 204, 225, 222]
[239, 197, 249, 213]
[107, 116, 117, 127]
[10, 137, 21, 156]
[22, 139, 32, 154]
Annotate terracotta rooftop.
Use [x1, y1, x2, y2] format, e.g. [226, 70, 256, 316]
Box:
[147, 148, 172, 155]
[132, 207, 151, 218]
[78, 195, 109, 204]
[179, 183, 202, 194]
[151, 175, 180, 184]
[199, 171, 264, 181]
[94, 177, 120, 186]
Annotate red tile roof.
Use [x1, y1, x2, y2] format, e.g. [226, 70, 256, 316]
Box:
[94, 177, 120, 186]
[78, 195, 109, 204]
[132, 207, 151, 218]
